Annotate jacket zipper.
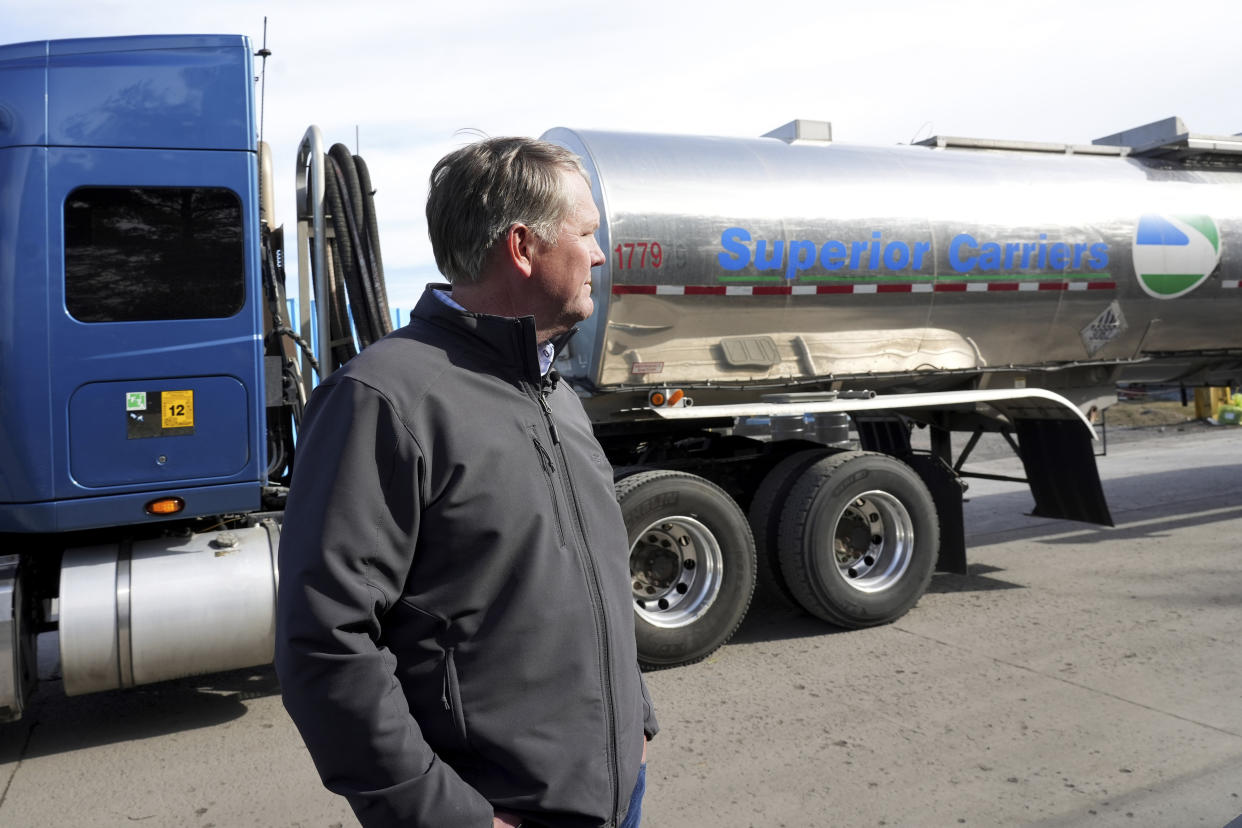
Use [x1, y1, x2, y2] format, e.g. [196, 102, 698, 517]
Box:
[535, 382, 620, 824]
[538, 392, 561, 444]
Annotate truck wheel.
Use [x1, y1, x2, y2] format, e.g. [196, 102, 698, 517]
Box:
[777, 451, 938, 628]
[616, 470, 756, 668]
[0, 557, 37, 722]
[747, 449, 835, 608]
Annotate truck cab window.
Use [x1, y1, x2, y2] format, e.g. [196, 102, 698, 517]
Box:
[64, 187, 244, 322]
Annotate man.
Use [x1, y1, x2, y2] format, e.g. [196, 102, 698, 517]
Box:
[275, 136, 657, 828]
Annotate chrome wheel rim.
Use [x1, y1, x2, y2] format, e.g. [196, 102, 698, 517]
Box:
[827, 490, 914, 593]
[630, 516, 723, 628]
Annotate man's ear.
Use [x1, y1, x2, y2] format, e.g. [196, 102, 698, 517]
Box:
[505, 223, 538, 279]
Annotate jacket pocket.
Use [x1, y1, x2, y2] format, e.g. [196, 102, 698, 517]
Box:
[441, 647, 471, 749]
[531, 429, 567, 546]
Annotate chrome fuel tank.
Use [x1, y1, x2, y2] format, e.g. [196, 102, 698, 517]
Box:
[544, 126, 1242, 396]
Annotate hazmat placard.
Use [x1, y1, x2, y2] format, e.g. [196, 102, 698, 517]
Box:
[1080, 301, 1127, 358]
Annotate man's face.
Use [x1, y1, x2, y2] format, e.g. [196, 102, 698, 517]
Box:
[528, 169, 605, 338]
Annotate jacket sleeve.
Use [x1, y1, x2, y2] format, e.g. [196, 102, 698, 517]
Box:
[274, 377, 493, 828]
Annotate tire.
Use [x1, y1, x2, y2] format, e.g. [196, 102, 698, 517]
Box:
[747, 449, 835, 608]
[0, 559, 36, 721]
[777, 451, 938, 628]
[615, 470, 756, 669]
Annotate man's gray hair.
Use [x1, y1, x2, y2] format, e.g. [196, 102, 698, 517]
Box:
[426, 136, 590, 284]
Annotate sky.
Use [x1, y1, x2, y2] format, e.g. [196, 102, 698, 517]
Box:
[4, 0, 1241, 310]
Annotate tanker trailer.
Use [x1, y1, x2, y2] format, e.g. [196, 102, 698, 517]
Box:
[544, 118, 1242, 668]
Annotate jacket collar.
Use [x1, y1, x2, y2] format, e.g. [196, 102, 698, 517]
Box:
[413, 284, 567, 386]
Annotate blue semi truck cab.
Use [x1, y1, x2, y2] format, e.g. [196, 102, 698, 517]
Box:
[0, 35, 292, 720]
[0, 34, 266, 535]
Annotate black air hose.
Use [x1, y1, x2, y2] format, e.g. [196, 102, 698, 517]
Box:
[321, 143, 392, 357]
[325, 230, 358, 369]
[331, 144, 383, 345]
[327, 144, 374, 345]
[354, 154, 392, 336]
[324, 151, 374, 352]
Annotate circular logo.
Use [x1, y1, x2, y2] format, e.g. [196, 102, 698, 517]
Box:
[1132, 214, 1221, 299]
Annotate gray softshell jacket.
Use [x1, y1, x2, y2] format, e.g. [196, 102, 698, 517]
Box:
[276, 287, 658, 827]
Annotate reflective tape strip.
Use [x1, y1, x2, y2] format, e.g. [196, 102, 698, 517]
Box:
[613, 280, 1118, 295]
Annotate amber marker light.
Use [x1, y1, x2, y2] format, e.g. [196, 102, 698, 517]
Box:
[648, 390, 666, 407]
[145, 496, 185, 516]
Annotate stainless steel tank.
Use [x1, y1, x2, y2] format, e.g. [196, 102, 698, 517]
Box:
[544, 127, 1242, 395]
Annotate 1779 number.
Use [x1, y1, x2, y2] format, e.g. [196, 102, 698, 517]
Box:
[614, 241, 663, 269]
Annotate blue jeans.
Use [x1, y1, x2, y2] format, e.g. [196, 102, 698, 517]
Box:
[619, 763, 647, 828]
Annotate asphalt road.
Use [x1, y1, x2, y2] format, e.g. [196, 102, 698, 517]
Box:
[1, 425, 1239, 827]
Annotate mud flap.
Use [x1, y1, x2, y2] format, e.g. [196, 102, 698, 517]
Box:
[903, 455, 968, 575]
[1014, 418, 1114, 527]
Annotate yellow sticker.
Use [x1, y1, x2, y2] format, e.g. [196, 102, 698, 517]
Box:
[161, 390, 194, 429]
